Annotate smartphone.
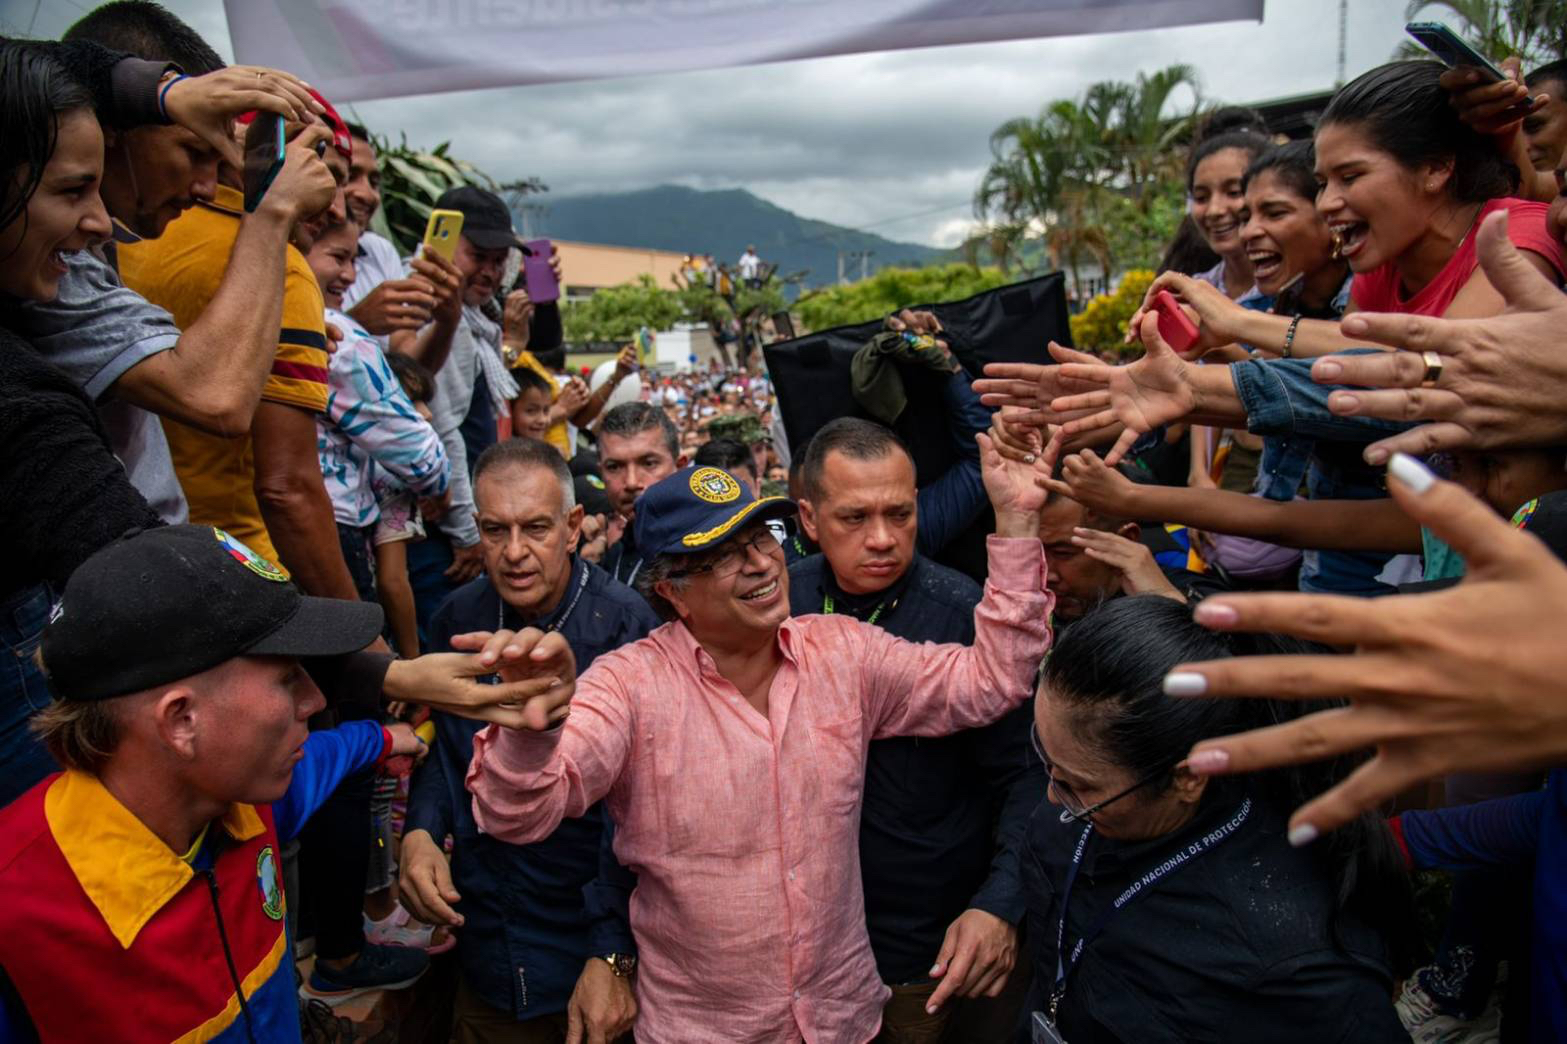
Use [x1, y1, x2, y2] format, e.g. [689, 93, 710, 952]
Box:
[1405, 22, 1507, 82]
[522, 238, 559, 303]
[1150, 290, 1200, 354]
[772, 310, 797, 339]
[242, 113, 286, 213]
[421, 209, 464, 264]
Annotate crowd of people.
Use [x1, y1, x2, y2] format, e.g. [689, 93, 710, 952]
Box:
[6, 2, 1567, 1043]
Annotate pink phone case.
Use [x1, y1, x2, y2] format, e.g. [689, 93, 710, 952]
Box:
[1151, 290, 1199, 353]
[522, 238, 558, 303]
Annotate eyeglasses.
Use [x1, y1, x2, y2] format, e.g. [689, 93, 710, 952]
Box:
[1030, 722, 1166, 824]
[672, 528, 780, 579]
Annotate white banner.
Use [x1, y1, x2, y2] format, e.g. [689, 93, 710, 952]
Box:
[225, 0, 1263, 103]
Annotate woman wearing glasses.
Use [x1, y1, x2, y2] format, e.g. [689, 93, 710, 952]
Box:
[1021, 595, 1413, 1042]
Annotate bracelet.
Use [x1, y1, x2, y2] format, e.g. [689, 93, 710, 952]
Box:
[157, 73, 188, 122]
[1281, 316, 1303, 359]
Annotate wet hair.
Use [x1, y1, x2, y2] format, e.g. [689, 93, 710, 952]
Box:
[1321, 60, 1518, 202]
[385, 352, 434, 404]
[1041, 595, 1416, 974]
[0, 42, 95, 246]
[601, 402, 680, 460]
[1186, 107, 1271, 192]
[1242, 139, 1318, 201]
[693, 437, 756, 480]
[63, 0, 224, 74]
[798, 417, 912, 502]
[511, 366, 554, 400]
[1525, 58, 1567, 91]
[344, 120, 371, 143]
[472, 437, 574, 513]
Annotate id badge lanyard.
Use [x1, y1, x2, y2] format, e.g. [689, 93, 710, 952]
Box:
[1047, 796, 1253, 1026]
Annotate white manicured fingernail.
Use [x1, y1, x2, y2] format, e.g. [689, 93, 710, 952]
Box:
[1163, 671, 1207, 697]
[1288, 824, 1319, 847]
[1388, 453, 1435, 494]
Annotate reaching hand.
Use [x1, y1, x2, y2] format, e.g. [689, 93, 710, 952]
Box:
[577, 513, 609, 563]
[559, 377, 591, 415]
[1168, 453, 1567, 842]
[447, 628, 579, 731]
[1124, 271, 1245, 356]
[925, 909, 1018, 1013]
[1309, 209, 1567, 463]
[613, 344, 638, 380]
[348, 278, 437, 335]
[1070, 527, 1183, 601]
[1039, 448, 1138, 519]
[974, 342, 1112, 427]
[978, 427, 1049, 531]
[503, 289, 536, 346]
[162, 65, 322, 169]
[1051, 313, 1199, 465]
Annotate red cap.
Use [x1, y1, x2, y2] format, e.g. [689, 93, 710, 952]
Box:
[306, 87, 353, 160]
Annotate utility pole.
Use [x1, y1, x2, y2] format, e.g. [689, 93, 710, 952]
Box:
[837, 251, 846, 285]
[860, 250, 874, 280]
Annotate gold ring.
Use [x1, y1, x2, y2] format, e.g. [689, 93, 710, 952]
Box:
[1420, 350, 1443, 388]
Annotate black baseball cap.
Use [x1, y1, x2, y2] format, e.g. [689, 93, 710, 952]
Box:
[434, 185, 528, 253]
[632, 466, 796, 557]
[40, 526, 384, 702]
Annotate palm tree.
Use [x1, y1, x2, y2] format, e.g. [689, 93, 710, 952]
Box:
[1398, 0, 1567, 64]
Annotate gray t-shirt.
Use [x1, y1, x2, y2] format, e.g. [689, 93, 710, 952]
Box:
[16, 244, 188, 523]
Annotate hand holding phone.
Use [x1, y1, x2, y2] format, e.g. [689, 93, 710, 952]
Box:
[422, 210, 464, 265]
[522, 238, 559, 304]
[242, 113, 286, 213]
[1405, 22, 1507, 81]
[1150, 290, 1200, 355]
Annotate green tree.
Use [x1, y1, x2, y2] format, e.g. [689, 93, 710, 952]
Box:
[973, 65, 1200, 297]
[561, 275, 684, 344]
[675, 273, 790, 370]
[793, 263, 1013, 331]
[1398, 0, 1567, 64]
[369, 134, 545, 255]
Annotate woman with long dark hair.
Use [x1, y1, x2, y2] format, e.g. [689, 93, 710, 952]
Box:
[1022, 595, 1412, 1042]
[0, 40, 161, 805]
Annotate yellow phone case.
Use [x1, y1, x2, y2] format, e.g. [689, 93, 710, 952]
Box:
[422, 208, 464, 263]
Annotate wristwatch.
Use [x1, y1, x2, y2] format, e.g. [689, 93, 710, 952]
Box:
[598, 953, 638, 978]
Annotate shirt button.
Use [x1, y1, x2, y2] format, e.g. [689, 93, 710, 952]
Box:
[793, 990, 801, 1000]
[788, 870, 796, 880]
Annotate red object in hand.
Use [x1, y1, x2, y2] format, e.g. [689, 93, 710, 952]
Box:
[1150, 290, 1200, 355]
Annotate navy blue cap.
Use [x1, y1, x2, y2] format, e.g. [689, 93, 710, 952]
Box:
[633, 466, 796, 557]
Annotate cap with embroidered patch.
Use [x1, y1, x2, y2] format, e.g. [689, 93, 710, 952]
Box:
[40, 525, 383, 702]
[632, 466, 796, 558]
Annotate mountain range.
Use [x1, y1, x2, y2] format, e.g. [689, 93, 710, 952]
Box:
[524, 184, 949, 288]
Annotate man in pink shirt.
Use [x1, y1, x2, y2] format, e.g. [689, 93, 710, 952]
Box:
[465, 431, 1055, 1043]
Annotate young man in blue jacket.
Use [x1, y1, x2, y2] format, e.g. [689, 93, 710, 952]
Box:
[0, 525, 426, 1042]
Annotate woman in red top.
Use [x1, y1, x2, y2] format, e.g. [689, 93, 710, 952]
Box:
[1120, 60, 1566, 363]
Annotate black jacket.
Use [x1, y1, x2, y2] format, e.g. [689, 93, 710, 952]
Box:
[411, 558, 659, 1018]
[789, 552, 1047, 984]
[1022, 783, 1409, 1043]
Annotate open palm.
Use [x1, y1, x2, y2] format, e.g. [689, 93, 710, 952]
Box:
[1049, 316, 1197, 464]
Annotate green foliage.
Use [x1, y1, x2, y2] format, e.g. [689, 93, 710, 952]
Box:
[1070, 269, 1154, 355]
[1101, 182, 1187, 273]
[369, 134, 545, 255]
[1398, 0, 1567, 64]
[793, 263, 1013, 331]
[561, 275, 685, 343]
[973, 65, 1201, 295]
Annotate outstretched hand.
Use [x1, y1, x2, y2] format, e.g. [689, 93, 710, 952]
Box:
[1309, 209, 1567, 462]
[974, 342, 1110, 427]
[447, 628, 578, 731]
[977, 427, 1048, 528]
[1167, 453, 1567, 842]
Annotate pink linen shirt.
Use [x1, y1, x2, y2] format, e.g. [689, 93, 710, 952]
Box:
[467, 536, 1054, 1043]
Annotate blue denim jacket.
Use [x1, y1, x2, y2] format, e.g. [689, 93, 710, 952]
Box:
[1230, 344, 1415, 594]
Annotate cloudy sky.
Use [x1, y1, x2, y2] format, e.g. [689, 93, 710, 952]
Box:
[10, 0, 1416, 246]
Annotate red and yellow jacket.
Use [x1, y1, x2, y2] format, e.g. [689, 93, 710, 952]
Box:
[0, 722, 386, 1042]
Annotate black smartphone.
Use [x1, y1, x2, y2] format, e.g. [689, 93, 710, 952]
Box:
[1405, 22, 1507, 82]
[242, 113, 287, 213]
[772, 310, 796, 340]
